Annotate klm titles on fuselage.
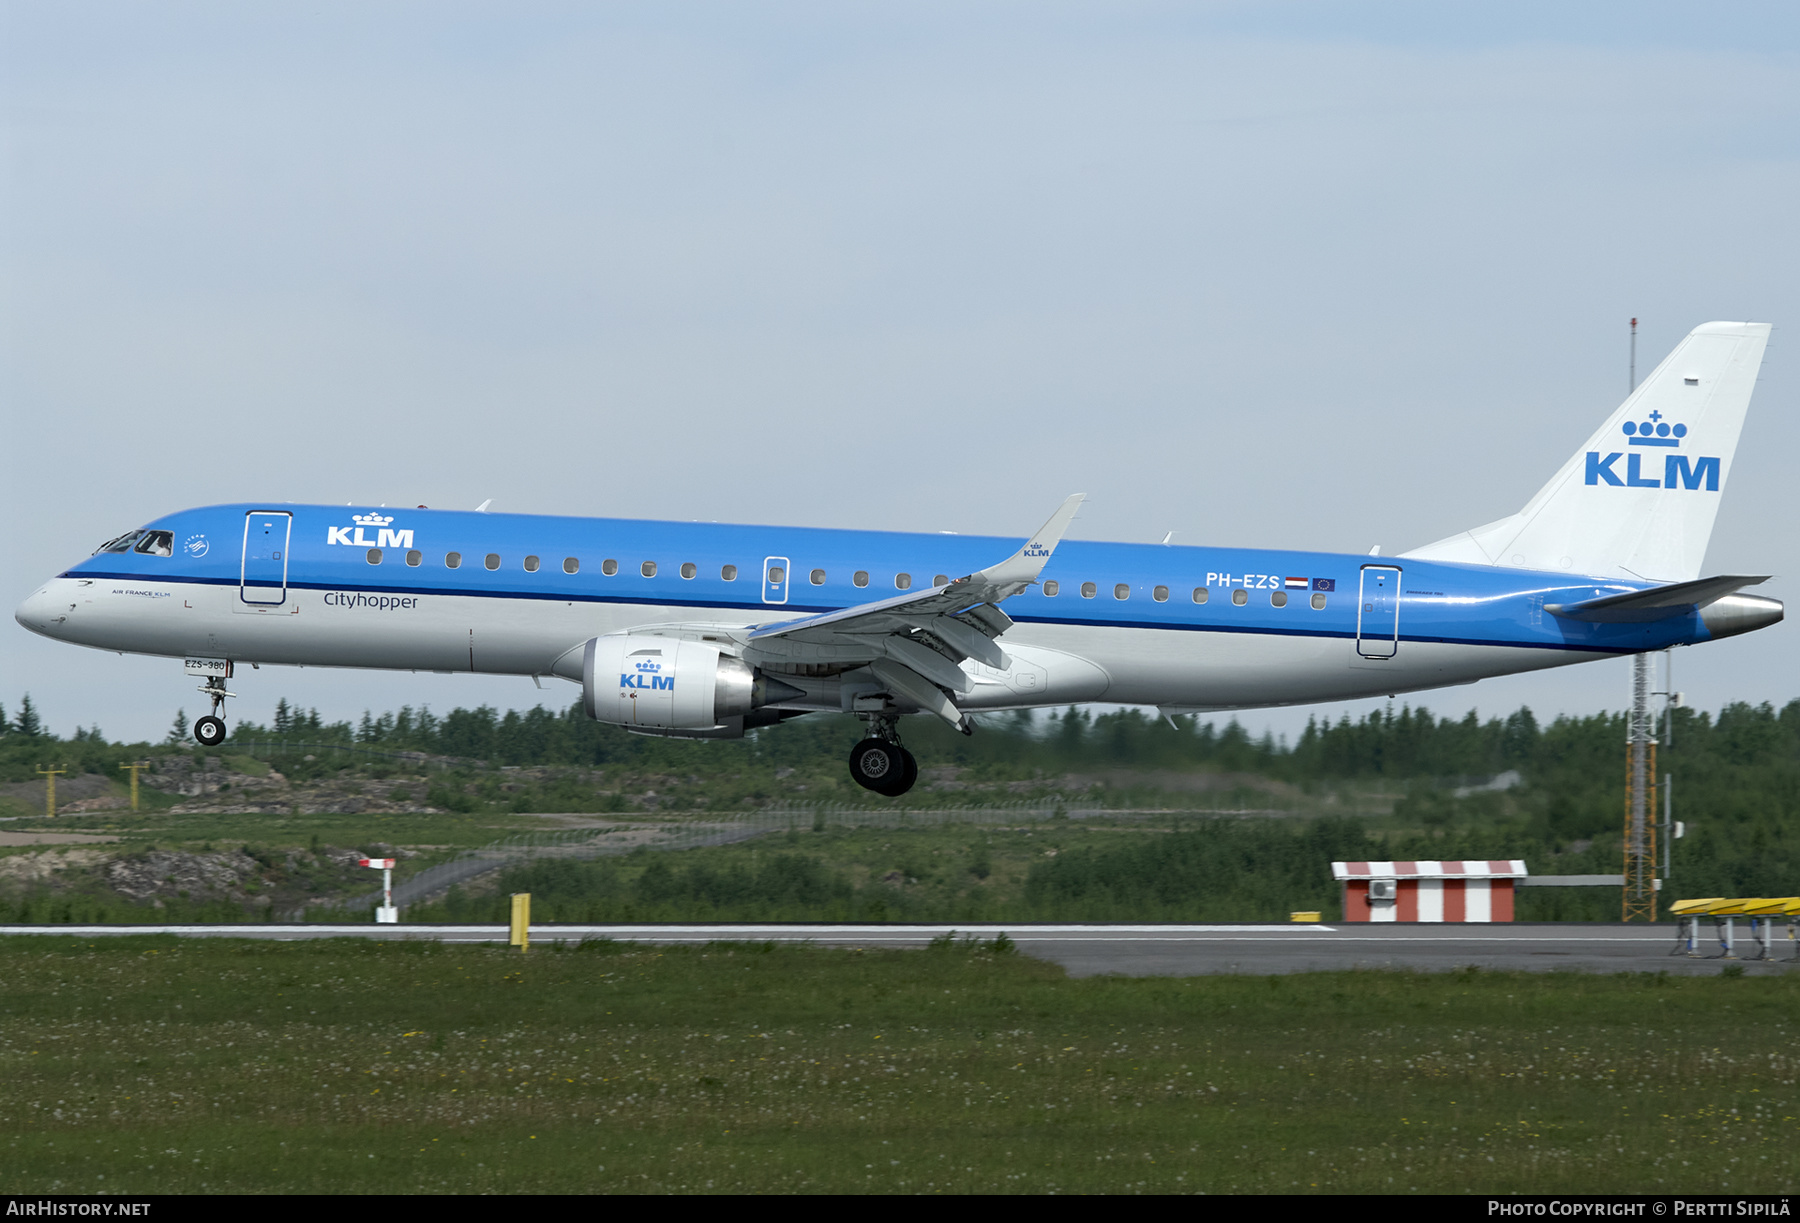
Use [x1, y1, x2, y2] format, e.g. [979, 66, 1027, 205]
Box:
[326, 513, 415, 550]
[1585, 414, 1719, 491]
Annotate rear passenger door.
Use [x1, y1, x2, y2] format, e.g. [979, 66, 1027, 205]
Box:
[1356, 565, 1401, 658]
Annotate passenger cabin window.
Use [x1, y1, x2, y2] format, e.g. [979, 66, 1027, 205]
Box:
[1080, 582, 1097, 598]
[563, 557, 580, 574]
[853, 571, 869, 588]
[1192, 587, 1209, 603]
[1311, 592, 1327, 610]
[602, 559, 618, 576]
[810, 569, 826, 585]
[1231, 588, 1248, 606]
[1113, 583, 1130, 600]
[367, 548, 383, 565]
[1271, 590, 1288, 608]
[721, 564, 737, 581]
[895, 573, 912, 590]
[134, 531, 174, 556]
[641, 561, 657, 578]
[767, 566, 784, 584]
[407, 550, 422, 567]
[445, 552, 462, 569]
[680, 563, 697, 580]
[1153, 585, 1169, 602]
[485, 554, 501, 571]
[1042, 580, 1059, 596]
[524, 555, 541, 573]
[933, 574, 949, 587]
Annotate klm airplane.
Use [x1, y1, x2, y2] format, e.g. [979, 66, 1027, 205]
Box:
[15, 322, 1783, 796]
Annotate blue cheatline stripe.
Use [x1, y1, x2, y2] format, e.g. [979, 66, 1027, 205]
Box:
[57, 572, 1617, 654]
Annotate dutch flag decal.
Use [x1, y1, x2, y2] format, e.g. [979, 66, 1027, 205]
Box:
[1284, 576, 1309, 590]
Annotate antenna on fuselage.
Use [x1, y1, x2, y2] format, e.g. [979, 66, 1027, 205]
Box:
[1630, 317, 1638, 393]
[475, 499, 492, 513]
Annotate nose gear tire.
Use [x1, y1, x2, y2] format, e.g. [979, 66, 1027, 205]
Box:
[194, 716, 227, 748]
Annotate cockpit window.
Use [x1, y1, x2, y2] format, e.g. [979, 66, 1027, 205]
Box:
[133, 531, 174, 557]
[95, 530, 145, 554]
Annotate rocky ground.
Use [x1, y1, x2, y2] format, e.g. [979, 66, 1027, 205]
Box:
[0, 840, 417, 917]
[141, 755, 445, 815]
[1, 755, 450, 818]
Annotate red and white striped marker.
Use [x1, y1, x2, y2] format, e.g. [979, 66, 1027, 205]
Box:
[361, 858, 398, 923]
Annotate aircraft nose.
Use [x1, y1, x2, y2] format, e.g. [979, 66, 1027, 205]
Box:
[14, 584, 63, 636]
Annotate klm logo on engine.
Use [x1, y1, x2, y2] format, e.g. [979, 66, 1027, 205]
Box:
[327, 513, 415, 549]
[1584, 412, 1719, 491]
[621, 658, 675, 691]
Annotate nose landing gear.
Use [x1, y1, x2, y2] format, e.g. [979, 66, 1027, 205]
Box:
[849, 714, 918, 797]
[193, 674, 234, 747]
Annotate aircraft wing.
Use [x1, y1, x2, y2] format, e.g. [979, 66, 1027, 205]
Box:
[744, 494, 1084, 729]
[1544, 574, 1770, 623]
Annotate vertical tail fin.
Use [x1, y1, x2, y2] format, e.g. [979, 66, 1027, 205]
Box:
[1402, 321, 1771, 582]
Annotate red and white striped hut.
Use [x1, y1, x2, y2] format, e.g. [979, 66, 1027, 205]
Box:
[1332, 860, 1528, 923]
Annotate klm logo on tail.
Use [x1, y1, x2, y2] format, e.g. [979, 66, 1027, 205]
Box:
[1585, 412, 1719, 491]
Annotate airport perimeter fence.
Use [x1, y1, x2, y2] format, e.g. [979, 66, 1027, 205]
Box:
[315, 799, 1125, 919]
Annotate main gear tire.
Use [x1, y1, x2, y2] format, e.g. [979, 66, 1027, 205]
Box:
[890, 748, 919, 796]
[849, 738, 904, 794]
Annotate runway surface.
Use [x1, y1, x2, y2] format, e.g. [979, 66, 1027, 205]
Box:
[3, 921, 1791, 976]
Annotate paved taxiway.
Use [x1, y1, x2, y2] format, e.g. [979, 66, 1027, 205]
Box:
[2, 922, 1789, 975]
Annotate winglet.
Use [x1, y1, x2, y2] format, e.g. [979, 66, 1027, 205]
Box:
[975, 494, 1085, 597]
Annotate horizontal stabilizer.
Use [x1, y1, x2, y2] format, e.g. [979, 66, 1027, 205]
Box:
[1545, 574, 1769, 623]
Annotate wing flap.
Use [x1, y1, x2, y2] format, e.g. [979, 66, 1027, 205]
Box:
[748, 494, 1083, 718]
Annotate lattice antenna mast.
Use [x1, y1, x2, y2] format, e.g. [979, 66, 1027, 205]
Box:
[1623, 652, 1659, 921]
[1621, 316, 1659, 921]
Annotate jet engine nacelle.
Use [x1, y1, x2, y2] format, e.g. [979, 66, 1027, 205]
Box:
[580, 635, 800, 732]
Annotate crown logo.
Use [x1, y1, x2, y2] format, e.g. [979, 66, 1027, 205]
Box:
[635, 659, 663, 673]
[352, 513, 395, 526]
[1622, 411, 1686, 448]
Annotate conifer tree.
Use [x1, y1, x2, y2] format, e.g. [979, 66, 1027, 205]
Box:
[14, 694, 43, 737]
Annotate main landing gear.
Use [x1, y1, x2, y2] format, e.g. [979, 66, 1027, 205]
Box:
[849, 715, 918, 797]
[193, 674, 234, 748]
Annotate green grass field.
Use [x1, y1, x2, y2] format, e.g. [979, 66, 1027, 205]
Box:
[1, 936, 1793, 1194]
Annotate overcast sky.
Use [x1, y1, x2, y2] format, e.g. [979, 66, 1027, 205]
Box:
[4, 2, 1797, 746]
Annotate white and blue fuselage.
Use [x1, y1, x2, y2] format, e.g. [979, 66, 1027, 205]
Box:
[13, 323, 1785, 789]
[14, 501, 1766, 714]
